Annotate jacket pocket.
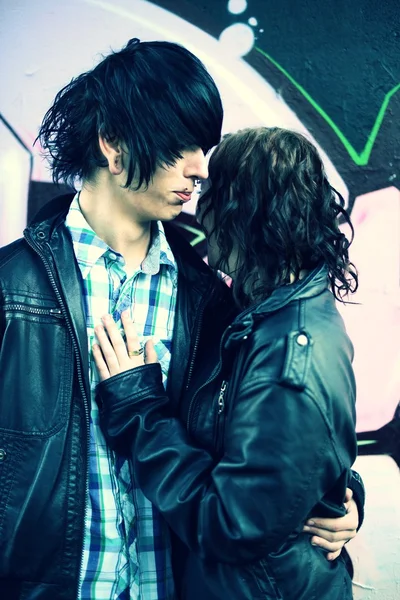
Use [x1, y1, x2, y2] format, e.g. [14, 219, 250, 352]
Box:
[0, 434, 25, 540]
[255, 560, 284, 599]
[0, 303, 72, 436]
[0, 432, 70, 577]
[261, 535, 353, 600]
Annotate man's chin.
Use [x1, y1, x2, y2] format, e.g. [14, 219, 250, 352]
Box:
[162, 205, 183, 221]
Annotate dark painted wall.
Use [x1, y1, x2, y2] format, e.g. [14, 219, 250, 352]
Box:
[156, 0, 400, 207]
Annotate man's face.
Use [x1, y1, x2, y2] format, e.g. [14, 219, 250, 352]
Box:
[123, 147, 209, 223]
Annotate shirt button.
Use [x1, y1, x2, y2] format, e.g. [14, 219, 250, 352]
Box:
[0, 449, 7, 461]
[108, 252, 117, 261]
[296, 333, 309, 346]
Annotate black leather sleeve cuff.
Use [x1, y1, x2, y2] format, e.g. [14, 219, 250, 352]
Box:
[349, 469, 366, 530]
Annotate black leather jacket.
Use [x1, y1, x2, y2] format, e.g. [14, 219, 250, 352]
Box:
[97, 265, 362, 600]
[0, 194, 214, 600]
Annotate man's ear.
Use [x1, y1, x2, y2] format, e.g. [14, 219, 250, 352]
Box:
[98, 133, 124, 175]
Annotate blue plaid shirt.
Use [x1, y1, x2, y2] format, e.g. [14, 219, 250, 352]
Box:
[65, 195, 177, 599]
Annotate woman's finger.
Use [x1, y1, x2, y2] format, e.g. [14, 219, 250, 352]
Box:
[121, 310, 141, 351]
[92, 343, 111, 381]
[101, 314, 129, 364]
[144, 339, 159, 365]
[94, 323, 121, 376]
[121, 310, 145, 367]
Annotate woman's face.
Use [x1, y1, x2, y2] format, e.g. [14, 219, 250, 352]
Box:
[197, 182, 239, 276]
[197, 188, 220, 270]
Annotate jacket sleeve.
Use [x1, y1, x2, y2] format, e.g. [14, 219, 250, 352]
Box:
[348, 469, 366, 530]
[0, 290, 4, 350]
[97, 363, 353, 564]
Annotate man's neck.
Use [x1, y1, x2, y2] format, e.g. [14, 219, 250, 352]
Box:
[78, 184, 152, 273]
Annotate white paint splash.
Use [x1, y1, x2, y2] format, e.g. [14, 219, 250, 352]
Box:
[219, 23, 255, 57]
[248, 17, 258, 26]
[227, 0, 247, 14]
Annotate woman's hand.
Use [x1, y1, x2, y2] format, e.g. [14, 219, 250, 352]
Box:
[92, 310, 158, 381]
[302, 488, 358, 560]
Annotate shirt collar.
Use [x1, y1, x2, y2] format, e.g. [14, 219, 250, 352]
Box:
[65, 193, 177, 282]
[144, 221, 177, 276]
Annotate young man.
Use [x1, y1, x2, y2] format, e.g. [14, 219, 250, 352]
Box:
[0, 39, 363, 599]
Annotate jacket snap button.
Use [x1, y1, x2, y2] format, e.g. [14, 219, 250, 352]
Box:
[37, 231, 46, 240]
[296, 333, 308, 346]
[0, 449, 7, 461]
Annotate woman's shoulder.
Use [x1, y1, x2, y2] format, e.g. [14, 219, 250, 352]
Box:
[238, 291, 353, 389]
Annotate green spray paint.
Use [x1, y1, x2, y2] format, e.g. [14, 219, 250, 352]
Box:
[256, 47, 400, 166]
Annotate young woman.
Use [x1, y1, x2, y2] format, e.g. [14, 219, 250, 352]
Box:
[92, 127, 361, 599]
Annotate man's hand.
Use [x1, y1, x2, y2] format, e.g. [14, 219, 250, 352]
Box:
[302, 488, 358, 560]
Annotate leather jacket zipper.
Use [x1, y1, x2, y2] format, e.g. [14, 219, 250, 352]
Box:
[214, 380, 228, 451]
[217, 380, 227, 414]
[185, 301, 205, 392]
[24, 231, 90, 598]
[186, 317, 250, 433]
[4, 304, 63, 316]
[186, 327, 229, 430]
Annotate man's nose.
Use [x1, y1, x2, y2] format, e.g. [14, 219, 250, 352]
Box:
[184, 148, 209, 181]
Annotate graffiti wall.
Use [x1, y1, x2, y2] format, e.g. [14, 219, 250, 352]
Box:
[1, 1, 399, 598]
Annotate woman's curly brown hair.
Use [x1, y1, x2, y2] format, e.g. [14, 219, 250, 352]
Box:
[198, 127, 358, 309]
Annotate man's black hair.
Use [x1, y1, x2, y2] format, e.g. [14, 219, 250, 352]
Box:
[37, 38, 223, 188]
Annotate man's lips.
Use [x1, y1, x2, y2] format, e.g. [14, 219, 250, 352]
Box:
[175, 191, 192, 202]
